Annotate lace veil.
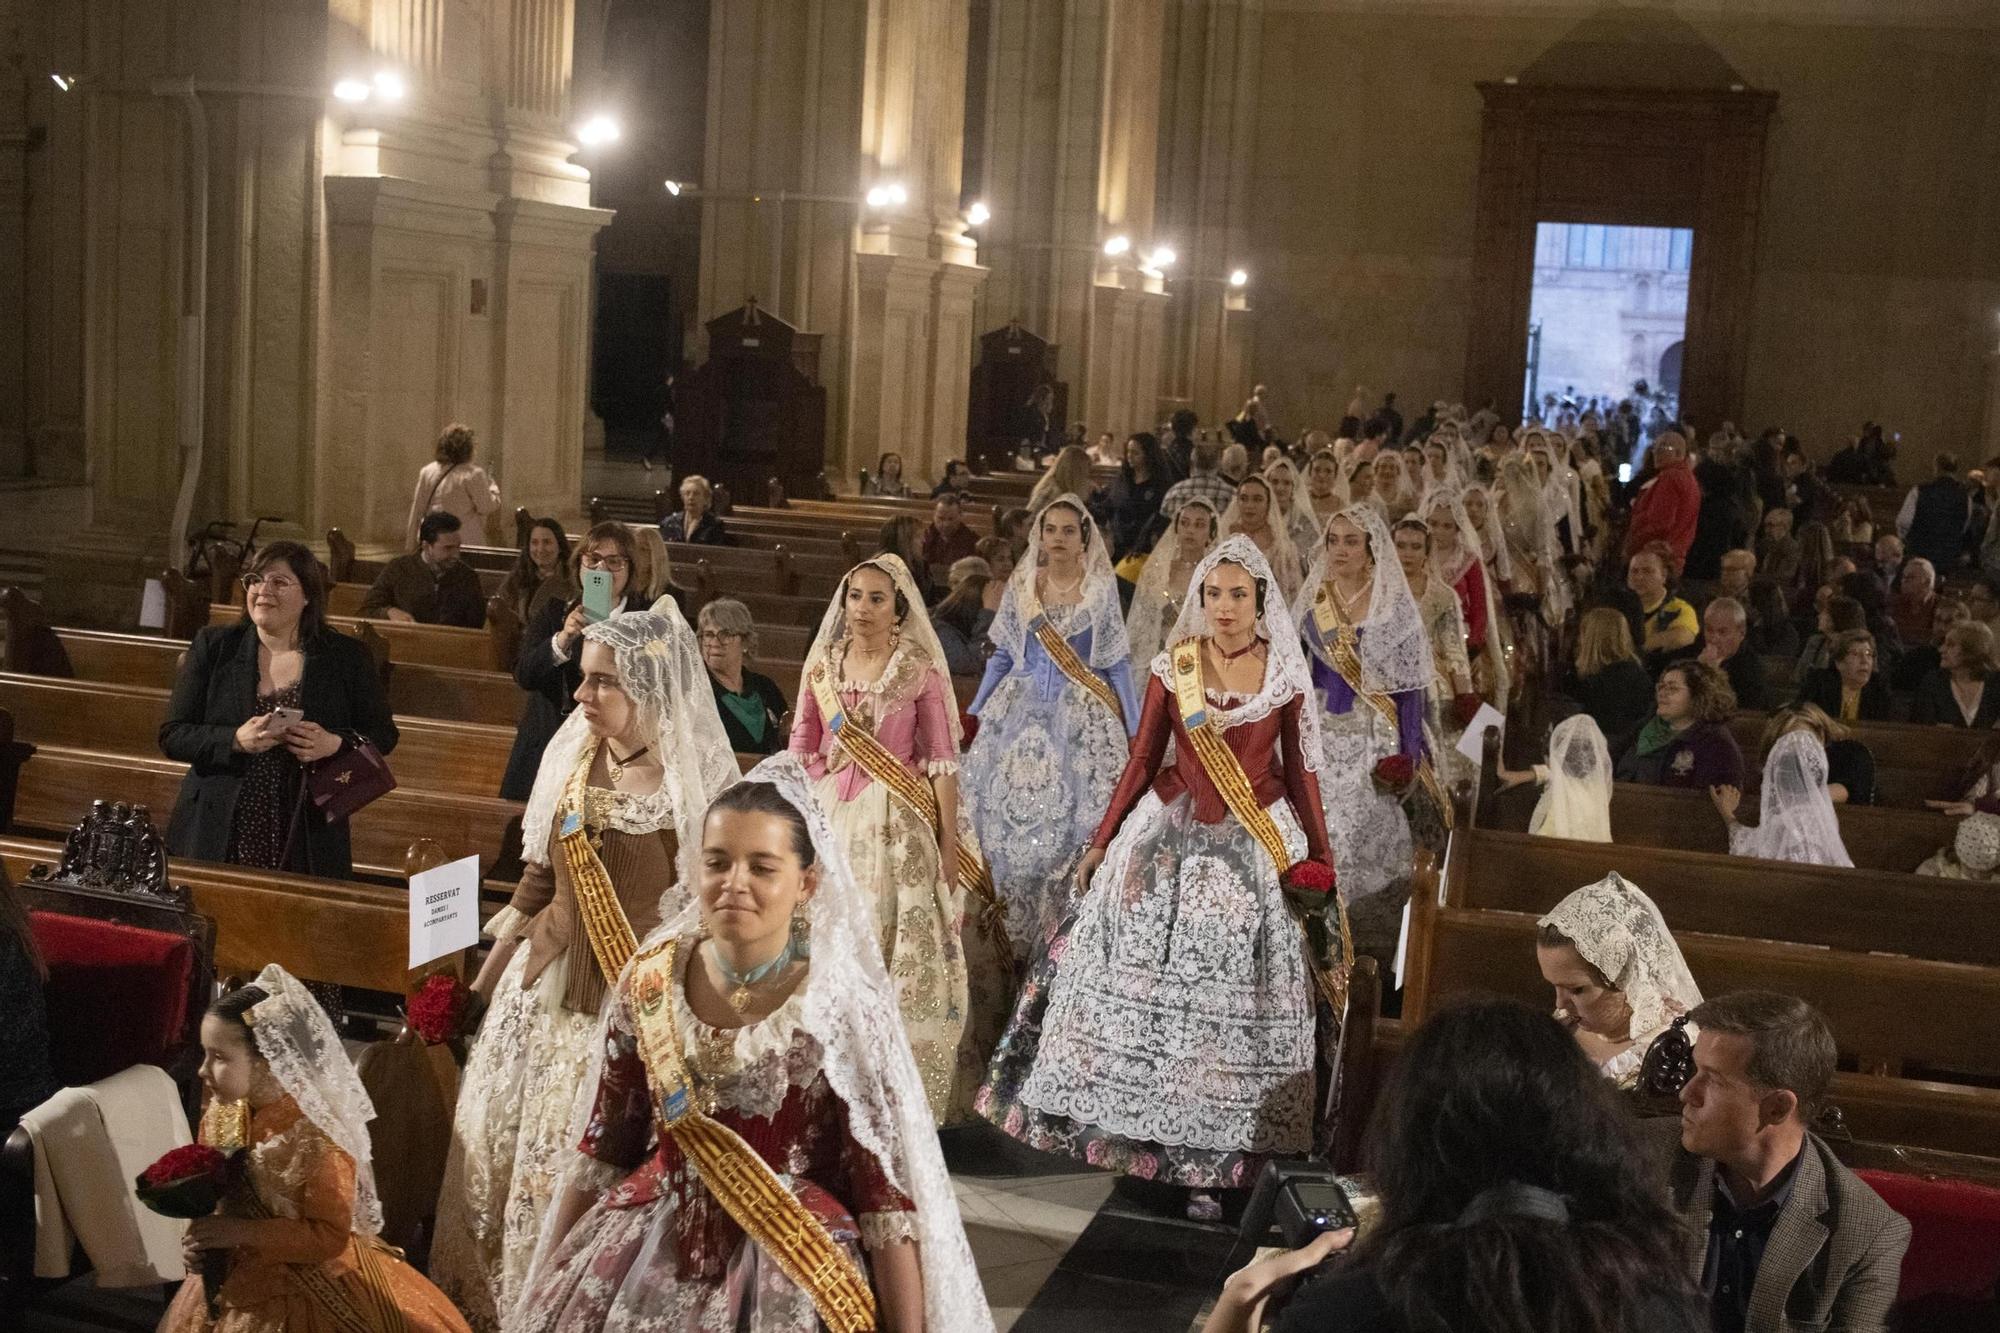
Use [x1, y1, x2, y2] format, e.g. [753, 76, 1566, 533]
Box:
[1219, 476, 1304, 596]
[535, 755, 994, 1332]
[1422, 486, 1511, 708]
[1262, 457, 1322, 551]
[1539, 872, 1703, 1043]
[986, 494, 1130, 670]
[243, 964, 384, 1234]
[519, 604, 742, 889]
[1159, 534, 1324, 773]
[1527, 715, 1613, 842]
[1731, 731, 1854, 867]
[802, 554, 964, 749]
[1125, 496, 1220, 668]
[1295, 503, 1434, 697]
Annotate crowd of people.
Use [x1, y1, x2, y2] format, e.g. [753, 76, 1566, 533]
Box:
[10, 397, 1978, 1331]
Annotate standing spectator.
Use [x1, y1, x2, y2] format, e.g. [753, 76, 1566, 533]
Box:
[1624, 432, 1700, 563]
[1218, 440, 1251, 483]
[1896, 451, 1969, 571]
[1102, 432, 1171, 561]
[1086, 429, 1123, 467]
[696, 598, 789, 755]
[1975, 457, 2000, 577]
[359, 511, 486, 627]
[1795, 629, 1891, 724]
[1563, 607, 1658, 745]
[1689, 597, 1772, 711]
[918, 490, 980, 571]
[1234, 382, 1273, 440]
[659, 474, 727, 545]
[863, 451, 911, 498]
[1790, 521, 1838, 609]
[1909, 620, 2000, 727]
[162, 541, 398, 879]
[1613, 660, 1744, 790]
[1017, 383, 1059, 464]
[1754, 507, 1801, 591]
[640, 370, 674, 473]
[1160, 439, 1237, 518]
[1686, 439, 1757, 582]
[931, 459, 973, 497]
[1780, 442, 1833, 527]
[405, 422, 500, 551]
[1663, 992, 1910, 1333]
[496, 517, 573, 625]
[1028, 443, 1099, 513]
[1163, 407, 1199, 479]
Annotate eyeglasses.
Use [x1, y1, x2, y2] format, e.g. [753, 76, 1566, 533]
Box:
[241, 573, 300, 593]
[698, 630, 743, 644]
[580, 553, 629, 572]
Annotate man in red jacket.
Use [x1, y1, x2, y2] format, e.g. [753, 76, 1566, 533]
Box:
[1624, 432, 1701, 562]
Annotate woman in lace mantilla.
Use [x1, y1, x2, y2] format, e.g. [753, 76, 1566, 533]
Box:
[964, 496, 1141, 957]
[514, 760, 992, 1333]
[789, 555, 981, 1122]
[164, 966, 468, 1333]
[1125, 497, 1221, 669]
[978, 538, 1336, 1210]
[431, 608, 738, 1331]
[1536, 873, 1703, 1090]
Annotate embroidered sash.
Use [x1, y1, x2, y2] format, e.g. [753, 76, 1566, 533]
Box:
[1021, 582, 1125, 726]
[1167, 638, 1353, 1019]
[557, 739, 642, 986]
[628, 937, 878, 1333]
[808, 663, 1013, 971]
[1309, 584, 1454, 829]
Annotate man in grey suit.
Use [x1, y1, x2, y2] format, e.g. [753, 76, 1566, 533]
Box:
[1665, 991, 1910, 1333]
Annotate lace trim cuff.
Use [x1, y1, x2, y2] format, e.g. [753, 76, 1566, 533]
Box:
[921, 758, 959, 777]
[858, 1210, 919, 1250]
[484, 905, 532, 943]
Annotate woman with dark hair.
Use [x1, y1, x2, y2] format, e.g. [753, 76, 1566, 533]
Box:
[1797, 592, 1867, 675]
[1795, 628, 1893, 724]
[934, 558, 997, 676]
[500, 521, 653, 800]
[160, 541, 397, 879]
[1208, 999, 1704, 1333]
[1612, 660, 1744, 790]
[877, 514, 937, 604]
[496, 517, 573, 625]
[0, 865, 54, 1130]
[1836, 568, 1904, 663]
[405, 421, 500, 551]
[863, 450, 911, 498]
[1103, 432, 1171, 561]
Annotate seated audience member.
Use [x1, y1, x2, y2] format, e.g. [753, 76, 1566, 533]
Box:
[863, 450, 911, 498]
[1790, 520, 1838, 605]
[0, 864, 55, 1132]
[659, 473, 727, 545]
[1888, 593, 1966, 690]
[1537, 873, 1704, 1088]
[1761, 704, 1873, 806]
[1685, 597, 1771, 711]
[1565, 607, 1658, 745]
[1214, 1000, 1706, 1333]
[997, 505, 1033, 559]
[1497, 713, 1614, 842]
[697, 598, 787, 756]
[975, 535, 1014, 611]
[930, 458, 973, 497]
[1909, 619, 2000, 727]
[1219, 440, 1251, 485]
[879, 514, 939, 604]
[496, 517, 572, 624]
[1742, 580, 1800, 660]
[933, 557, 996, 676]
[1835, 570, 1903, 664]
[1887, 555, 1938, 643]
[1755, 507, 1800, 591]
[1028, 442, 1099, 513]
[1829, 496, 1874, 546]
[1614, 660, 1744, 790]
[1628, 541, 1698, 674]
[1863, 531, 1903, 599]
[1795, 629, 1891, 724]
[404, 421, 500, 551]
[919, 490, 980, 573]
[627, 524, 675, 605]
[1711, 731, 1853, 868]
[1917, 810, 2000, 880]
[358, 510, 485, 627]
[1664, 992, 1911, 1333]
[1796, 593, 1866, 675]
[1714, 547, 1756, 605]
[1967, 573, 2000, 642]
[1161, 438, 1238, 519]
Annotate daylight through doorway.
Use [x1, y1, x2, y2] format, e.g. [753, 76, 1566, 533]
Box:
[1524, 222, 1692, 431]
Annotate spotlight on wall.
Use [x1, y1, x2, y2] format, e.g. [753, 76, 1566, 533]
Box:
[966, 200, 991, 227]
[1102, 235, 1131, 257]
[372, 70, 407, 101]
[332, 78, 371, 104]
[1229, 268, 1250, 288]
[865, 182, 908, 208]
[1149, 245, 1177, 269]
[49, 72, 75, 92]
[663, 179, 684, 196]
[577, 114, 622, 147]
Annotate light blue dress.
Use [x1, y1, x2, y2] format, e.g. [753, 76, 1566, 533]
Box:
[962, 579, 1139, 952]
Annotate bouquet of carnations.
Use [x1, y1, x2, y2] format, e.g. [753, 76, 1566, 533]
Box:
[1371, 753, 1414, 794]
[405, 972, 486, 1064]
[135, 1143, 240, 1309]
[1280, 860, 1337, 917]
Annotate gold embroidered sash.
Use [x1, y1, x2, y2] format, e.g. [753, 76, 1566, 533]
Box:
[808, 663, 1013, 971]
[1167, 639, 1353, 1018]
[1309, 584, 1454, 830]
[1021, 582, 1125, 727]
[558, 739, 641, 986]
[629, 937, 878, 1333]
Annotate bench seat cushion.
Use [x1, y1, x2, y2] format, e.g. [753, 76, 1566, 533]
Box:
[29, 912, 194, 1087]
[1855, 1169, 2000, 1305]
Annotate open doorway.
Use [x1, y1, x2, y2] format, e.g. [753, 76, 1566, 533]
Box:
[1523, 222, 1692, 431]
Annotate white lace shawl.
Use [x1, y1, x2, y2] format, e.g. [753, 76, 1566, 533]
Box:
[1730, 731, 1854, 868]
[802, 553, 966, 750]
[1220, 476, 1305, 601]
[1539, 873, 1703, 1044]
[243, 965, 383, 1234]
[1124, 497, 1220, 669]
[526, 755, 993, 1332]
[1528, 715, 1613, 842]
[1422, 487, 1511, 709]
[1295, 504, 1435, 697]
[987, 493, 1130, 670]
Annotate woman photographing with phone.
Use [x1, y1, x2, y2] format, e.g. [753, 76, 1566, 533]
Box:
[160, 541, 397, 881]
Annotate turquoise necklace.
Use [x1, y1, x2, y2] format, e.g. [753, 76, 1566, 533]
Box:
[709, 938, 795, 1011]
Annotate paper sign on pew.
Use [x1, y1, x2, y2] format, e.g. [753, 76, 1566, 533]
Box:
[1454, 702, 1506, 765]
[409, 855, 480, 967]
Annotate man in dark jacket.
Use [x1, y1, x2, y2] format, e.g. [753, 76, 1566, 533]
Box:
[358, 511, 485, 627]
[1685, 444, 1757, 582]
[1896, 451, 1970, 572]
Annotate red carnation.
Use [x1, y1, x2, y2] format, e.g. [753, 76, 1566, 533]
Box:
[136, 1142, 240, 1310]
[1372, 754, 1415, 792]
[405, 974, 485, 1064]
[139, 1143, 227, 1191]
[1281, 860, 1337, 896]
[1451, 693, 1485, 727]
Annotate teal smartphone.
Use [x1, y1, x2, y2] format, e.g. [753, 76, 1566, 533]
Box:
[581, 568, 614, 623]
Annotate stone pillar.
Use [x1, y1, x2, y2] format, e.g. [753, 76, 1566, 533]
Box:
[1985, 331, 2000, 463]
[0, 9, 27, 477]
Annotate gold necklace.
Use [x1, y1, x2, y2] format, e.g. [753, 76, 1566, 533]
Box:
[1331, 573, 1371, 613]
[606, 742, 651, 783]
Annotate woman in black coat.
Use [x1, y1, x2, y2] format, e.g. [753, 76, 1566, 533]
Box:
[1794, 628, 1894, 724]
[1101, 432, 1171, 561]
[159, 542, 397, 881]
[1908, 620, 2000, 728]
[500, 522, 652, 799]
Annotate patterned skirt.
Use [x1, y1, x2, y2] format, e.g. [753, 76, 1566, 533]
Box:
[1316, 707, 1413, 965]
[977, 792, 1316, 1189]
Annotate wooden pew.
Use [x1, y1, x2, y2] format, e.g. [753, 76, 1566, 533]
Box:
[1727, 712, 1992, 805]
[206, 603, 505, 672]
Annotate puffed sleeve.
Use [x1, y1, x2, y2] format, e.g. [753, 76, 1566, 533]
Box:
[787, 675, 826, 758]
[912, 669, 960, 775]
[577, 992, 654, 1173]
[1090, 672, 1174, 849]
[829, 1091, 916, 1250]
[237, 1126, 353, 1264]
[501, 858, 556, 929]
[1280, 695, 1333, 867]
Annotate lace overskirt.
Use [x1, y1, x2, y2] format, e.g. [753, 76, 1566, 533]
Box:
[1317, 706, 1413, 962]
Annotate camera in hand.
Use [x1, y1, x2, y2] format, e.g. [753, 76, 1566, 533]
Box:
[1275, 1179, 1357, 1248]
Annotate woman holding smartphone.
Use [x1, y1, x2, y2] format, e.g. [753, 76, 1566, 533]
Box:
[500, 522, 652, 800]
[160, 541, 398, 880]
